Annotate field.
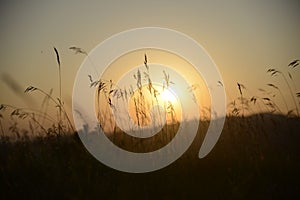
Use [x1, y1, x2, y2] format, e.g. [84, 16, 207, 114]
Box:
[1, 114, 299, 199]
[1, 50, 299, 199]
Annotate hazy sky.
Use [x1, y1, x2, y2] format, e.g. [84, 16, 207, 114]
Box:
[1, 0, 300, 117]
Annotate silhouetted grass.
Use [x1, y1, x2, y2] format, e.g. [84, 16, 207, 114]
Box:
[0, 114, 299, 199]
[0, 50, 299, 199]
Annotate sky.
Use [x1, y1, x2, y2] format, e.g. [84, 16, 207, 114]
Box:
[1, 0, 300, 126]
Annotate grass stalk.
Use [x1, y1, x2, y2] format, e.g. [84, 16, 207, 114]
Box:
[281, 73, 299, 116]
[53, 47, 62, 134]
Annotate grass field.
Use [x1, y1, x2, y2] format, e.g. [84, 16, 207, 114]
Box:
[1, 114, 299, 199]
[1, 50, 299, 199]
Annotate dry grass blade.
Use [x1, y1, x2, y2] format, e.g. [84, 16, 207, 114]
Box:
[109, 90, 114, 95]
[41, 88, 53, 108]
[53, 47, 60, 67]
[236, 82, 246, 117]
[287, 109, 295, 116]
[90, 81, 99, 88]
[267, 68, 280, 76]
[163, 70, 170, 87]
[288, 72, 293, 80]
[97, 81, 106, 92]
[250, 97, 257, 104]
[136, 69, 142, 88]
[57, 98, 62, 106]
[292, 63, 299, 68]
[0, 105, 7, 112]
[88, 75, 93, 83]
[24, 86, 37, 93]
[88, 75, 100, 88]
[288, 59, 299, 68]
[53, 47, 62, 134]
[188, 84, 199, 92]
[237, 82, 245, 95]
[268, 64, 299, 116]
[11, 109, 20, 116]
[0, 104, 4, 110]
[144, 54, 148, 70]
[267, 83, 279, 90]
[69, 46, 87, 55]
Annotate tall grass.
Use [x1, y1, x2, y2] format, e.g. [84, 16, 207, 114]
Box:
[0, 49, 299, 199]
[0, 47, 74, 138]
[225, 61, 300, 118]
[0, 46, 300, 137]
[0, 47, 298, 140]
[267, 67, 299, 116]
[53, 47, 63, 135]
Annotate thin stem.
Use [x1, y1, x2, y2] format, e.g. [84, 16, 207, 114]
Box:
[281, 73, 299, 116]
[289, 73, 300, 107]
[30, 113, 48, 135]
[58, 63, 62, 134]
[278, 89, 289, 114]
[35, 88, 74, 132]
[2, 104, 56, 123]
[54, 47, 62, 134]
[0, 119, 4, 136]
[241, 94, 244, 117]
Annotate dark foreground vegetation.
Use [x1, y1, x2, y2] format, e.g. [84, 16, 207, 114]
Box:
[1, 50, 299, 199]
[1, 114, 299, 199]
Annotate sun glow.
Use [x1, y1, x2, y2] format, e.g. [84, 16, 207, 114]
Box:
[124, 85, 182, 126]
[160, 89, 177, 103]
[96, 49, 211, 130]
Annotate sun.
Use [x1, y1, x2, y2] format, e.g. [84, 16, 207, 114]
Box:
[125, 85, 181, 126]
[160, 89, 177, 103]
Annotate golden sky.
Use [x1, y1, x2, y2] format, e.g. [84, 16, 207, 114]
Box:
[1, 0, 300, 121]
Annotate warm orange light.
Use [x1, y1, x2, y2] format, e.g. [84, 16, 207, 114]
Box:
[160, 89, 177, 103]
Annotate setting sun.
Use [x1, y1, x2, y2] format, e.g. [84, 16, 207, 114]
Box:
[160, 88, 177, 103]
